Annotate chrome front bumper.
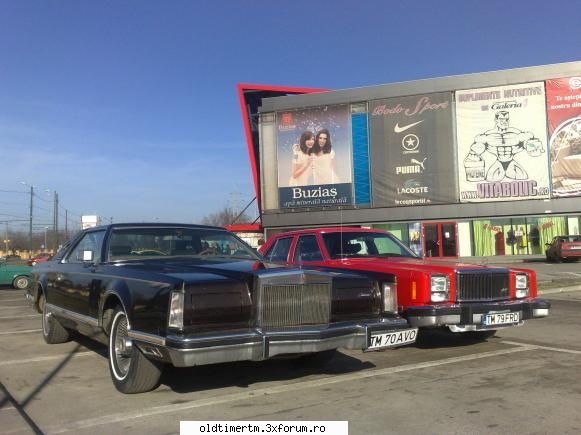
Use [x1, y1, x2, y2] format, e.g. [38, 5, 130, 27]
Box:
[128, 317, 412, 368]
[405, 298, 551, 329]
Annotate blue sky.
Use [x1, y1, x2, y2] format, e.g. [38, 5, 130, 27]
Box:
[1, 0, 580, 231]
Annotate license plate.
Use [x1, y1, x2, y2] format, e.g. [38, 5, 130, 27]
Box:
[368, 328, 418, 350]
[482, 312, 520, 326]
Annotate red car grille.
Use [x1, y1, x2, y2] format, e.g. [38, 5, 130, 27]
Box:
[455, 270, 510, 302]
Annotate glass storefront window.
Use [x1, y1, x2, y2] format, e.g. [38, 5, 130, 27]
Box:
[472, 219, 509, 256]
[473, 216, 568, 256]
[373, 224, 409, 245]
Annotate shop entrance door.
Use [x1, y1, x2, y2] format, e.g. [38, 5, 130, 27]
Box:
[423, 222, 458, 258]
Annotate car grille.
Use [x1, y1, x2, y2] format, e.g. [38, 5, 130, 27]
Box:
[257, 283, 332, 329]
[455, 270, 510, 302]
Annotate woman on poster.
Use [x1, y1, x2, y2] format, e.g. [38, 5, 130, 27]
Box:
[288, 130, 316, 186]
[313, 129, 340, 185]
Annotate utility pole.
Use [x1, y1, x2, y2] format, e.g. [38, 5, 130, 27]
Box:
[65, 209, 68, 240]
[29, 186, 33, 254]
[53, 192, 59, 250]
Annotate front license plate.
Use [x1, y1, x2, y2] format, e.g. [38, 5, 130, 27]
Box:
[368, 328, 418, 350]
[482, 312, 520, 326]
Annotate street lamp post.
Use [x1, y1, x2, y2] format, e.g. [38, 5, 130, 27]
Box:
[20, 182, 34, 255]
[44, 227, 48, 252]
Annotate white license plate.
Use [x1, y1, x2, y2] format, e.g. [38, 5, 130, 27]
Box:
[368, 328, 418, 350]
[482, 312, 520, 326]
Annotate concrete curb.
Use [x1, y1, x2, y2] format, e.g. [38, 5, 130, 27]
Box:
[538, 284, 581, 295]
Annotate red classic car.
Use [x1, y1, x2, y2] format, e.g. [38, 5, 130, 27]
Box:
[27, 252, 52, 266]
[545, 235, 581, 262]
[260, 227, 550, 339]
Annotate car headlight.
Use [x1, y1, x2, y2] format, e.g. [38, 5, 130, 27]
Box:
[381, 282, 398, 314]
[515, 273, 529, 298]
[430, 275, 449, 303]
[168, 291, 184, 329]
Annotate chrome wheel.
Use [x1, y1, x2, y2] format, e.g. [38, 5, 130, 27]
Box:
[41, 295, 50, 335]
[13, 276, 30, 290]
[110, 311, 132, 380]
[40, 292, 70, 344]
[107, 306, 163, 393]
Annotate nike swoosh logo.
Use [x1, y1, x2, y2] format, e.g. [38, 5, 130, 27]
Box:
[394, 120, 424, 133]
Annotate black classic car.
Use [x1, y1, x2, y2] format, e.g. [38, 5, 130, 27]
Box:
[27, 224, 417, 393]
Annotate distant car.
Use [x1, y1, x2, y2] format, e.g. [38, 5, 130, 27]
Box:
[0, 262, 32, 289]
[545, 235, 581, 262]
[27, 252, 52, 266]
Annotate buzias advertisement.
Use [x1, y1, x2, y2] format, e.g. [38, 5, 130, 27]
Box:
[456, 82, 550, 202]
[276, 105, 353, 209]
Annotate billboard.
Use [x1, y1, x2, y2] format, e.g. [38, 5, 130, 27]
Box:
[546, 76, 581, 197]
[276, 105, 353, 209]
[456, 82, 550, 202]
[369, 92, 457, 206]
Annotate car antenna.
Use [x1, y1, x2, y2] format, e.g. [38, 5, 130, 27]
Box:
[339, 207, 344, 261]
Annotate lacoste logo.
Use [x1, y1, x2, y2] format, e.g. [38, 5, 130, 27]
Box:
[394, 120, 424, 133]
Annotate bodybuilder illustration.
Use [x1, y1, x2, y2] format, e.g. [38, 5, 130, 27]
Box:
[464, 111, 544, 182]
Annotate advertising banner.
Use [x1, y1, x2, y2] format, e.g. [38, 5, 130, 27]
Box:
[456, 82, 550, 202]
[546, 76, 581, 197]
[276, 105, 353, 209]
[369, 92, 457, 207]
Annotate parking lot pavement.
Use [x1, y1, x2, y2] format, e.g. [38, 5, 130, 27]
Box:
[2, 287, 581, 434]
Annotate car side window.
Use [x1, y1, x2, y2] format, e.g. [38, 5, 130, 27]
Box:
[265, 237, 293, 262]
[293, 235, 323, 262]
[66, 230, 106, 263]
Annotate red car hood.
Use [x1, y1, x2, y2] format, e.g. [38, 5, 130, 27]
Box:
[326, 256, 529, 274]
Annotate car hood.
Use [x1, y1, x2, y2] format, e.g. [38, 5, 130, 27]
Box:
[116, 257, 342, 284]
[326, 256, 520, 274]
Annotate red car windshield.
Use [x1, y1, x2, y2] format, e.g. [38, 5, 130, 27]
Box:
[321, 232, 418, 259]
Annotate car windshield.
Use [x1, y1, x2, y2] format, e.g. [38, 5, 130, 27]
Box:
[322, 231, 418, 259]
[560, 236, 581, 243]
[107, 227, 260, 262]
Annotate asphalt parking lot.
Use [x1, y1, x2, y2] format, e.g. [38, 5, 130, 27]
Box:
[1, 269, 581, 435]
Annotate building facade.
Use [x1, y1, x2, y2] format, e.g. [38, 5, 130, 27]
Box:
[242, 62, 581, 258]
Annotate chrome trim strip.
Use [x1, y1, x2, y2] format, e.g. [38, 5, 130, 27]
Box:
[165, 331, 260, 345]
[533, 308, 549, 317]
[408, 315, 461, 327]
[46, 303, 98, 327]
[449, 321, 524, 333]
[127, 330, 166, 347]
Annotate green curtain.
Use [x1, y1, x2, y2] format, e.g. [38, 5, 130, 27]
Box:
[538, 217, 567, 248]
[473, 220, 495, 256]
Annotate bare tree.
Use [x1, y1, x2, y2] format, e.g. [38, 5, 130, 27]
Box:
[200, 206, 251, 227]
